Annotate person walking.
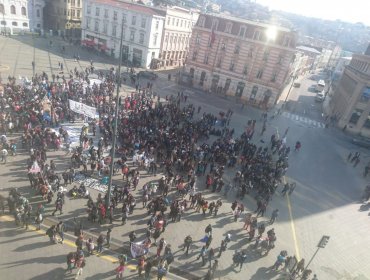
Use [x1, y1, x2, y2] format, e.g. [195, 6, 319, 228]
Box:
[218, 239, 227, 258]
[208, 248, 215, 267]
[196, 246, 208, 266]
[96, 234, 105, 253]
[115, 258, 126, 279]
[56, 221, 66, 244]
[270, 209, 279, 224]
[75, 250, 85, 279]
[106, 228, 112, 248]
[183, 235, 192, 255]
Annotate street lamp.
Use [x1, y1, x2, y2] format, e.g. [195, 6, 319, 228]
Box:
[105, 18, 125, 209]
[300, 235, 330, 279]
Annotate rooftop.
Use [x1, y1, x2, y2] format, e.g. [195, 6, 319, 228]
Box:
[91, 0, 166, 17]
[206, 12, 292, 32]
[296, 45, 322, 55]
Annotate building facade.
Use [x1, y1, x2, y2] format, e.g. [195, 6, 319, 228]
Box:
[183, 13, 297, 108]
[44, 0, 82, 39]
[330, 46, 370, 137]
[159, 6, 199, 69]
[82, 0, 165, 69]
[28, 0, 45, 33]
[0, 0, 30, 34]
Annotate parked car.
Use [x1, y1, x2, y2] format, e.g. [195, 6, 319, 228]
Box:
[293, 82, 301, 88]
[138, 71, 158, 80]
[352, 137, 370, 149]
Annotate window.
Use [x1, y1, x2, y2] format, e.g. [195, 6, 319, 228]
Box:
[12, 21, 17, 26]
[122, 14, 126, 24]
[242, 65, 248, 75]
[113, 11, 117, 20]
[195, 33, 201, 44]
[253, 30, 261, 40]
[225, 22, 232, 33]
[141, 17, 146, 28]
[203, 54, 209, 64]
[271, 73, 277, 82]
[172, 18, 175, 25]
[256, 69, 263, 79]
[132, 15, 136, 25]
[36, 9, 40, 17]
[103, 22, 108, 34]
[234, 45, 240, 54]
[78, 0, 81, 6]
[198, 16, 205, 27]
[216, 58, 222, 68]
[248, 48, 254, 57]
[86, 18, 91, 30]
[176, 19, 179, 26]
[250, 86, 258, 100]
[263, 50, 269, 61]
[229, 61, 235, 71]
[236, 82, 245, 97]
[155, 20, 159, 30]
[87, 6, 91, 14]
[360, 87, 370, 103]
[180, 20, 183, 27]
[139, 33, 144, 44]
[239, 26, 246, 37]
[0, 4, 4, 14]
[21, 7, 26, 16]
[71, 0, 75, 5]
[72, 9, 75, 17]
[221, 42, 226, 51]
[77, 10, 80, 18]
[130, 30, 135, 41]
[165, 34, 168, 43]
[192, 51, 198, 61]
[23, 22, 28, 27]
[1, 20, 6, 26]
[94, 20, 99, 32]
[104, 9, 108, 18]
[10, 5, 16, 14]
[212, 19, 218, 30]
[277, 54, 284, 64]
[167, 17, 170, 25]
[283, 35, 290, 47]
[153, 34, 158, 46]
[95, 7, 100, 17]
[349, 109, 363, 124]
[111, 24, 116, 36]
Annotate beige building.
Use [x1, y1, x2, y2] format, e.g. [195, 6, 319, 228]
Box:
[183, 13, 297, 108]
[159, 6, 199, 69]
[44, 0, 82, 40]
[330, 45, 370, 137]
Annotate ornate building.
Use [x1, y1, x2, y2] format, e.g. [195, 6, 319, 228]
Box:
[0, 0, 30, 34]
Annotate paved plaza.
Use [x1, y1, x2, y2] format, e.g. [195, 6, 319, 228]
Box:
[0, 34, 370, 280]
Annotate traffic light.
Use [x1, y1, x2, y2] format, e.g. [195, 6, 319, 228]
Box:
[318, 235, 330, 248]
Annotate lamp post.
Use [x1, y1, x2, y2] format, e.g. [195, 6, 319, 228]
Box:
[283, 74, 297, 108]
[300, 235, 330, 279]
[105, 18, 125, 209]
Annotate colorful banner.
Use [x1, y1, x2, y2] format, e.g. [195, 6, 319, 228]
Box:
[68, 99, 97, 119]
[130, 241, 149, 258]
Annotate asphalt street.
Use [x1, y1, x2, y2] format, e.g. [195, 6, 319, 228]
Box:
[0, 35, 370, 280]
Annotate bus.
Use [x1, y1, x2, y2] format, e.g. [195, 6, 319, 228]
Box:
[316, 80, 326, 92]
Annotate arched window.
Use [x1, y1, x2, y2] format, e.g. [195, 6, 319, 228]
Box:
[0, 4, 5, 14]
[10, 5, 16, 14]
[21, 7, 27, 16]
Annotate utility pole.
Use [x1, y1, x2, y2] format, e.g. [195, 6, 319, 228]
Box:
[105, 18, 124, 209]
[283, 75, 297, 109]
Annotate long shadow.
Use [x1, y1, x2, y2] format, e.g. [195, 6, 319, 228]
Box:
[14, 240, 52, 252]
[28, 267, 69, 280]
[249, 266, 279, 280]
[4, 254, 65, 267]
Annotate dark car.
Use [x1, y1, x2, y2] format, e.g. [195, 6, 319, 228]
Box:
[352, 137, 370, 149]
[138, 71, 158, 80]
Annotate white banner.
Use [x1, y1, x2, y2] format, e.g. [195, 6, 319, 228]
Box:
[130, 241, 148, 258]
[69, 99, 97, 119]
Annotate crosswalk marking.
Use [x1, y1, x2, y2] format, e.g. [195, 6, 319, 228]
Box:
[282, 112, 325, 128]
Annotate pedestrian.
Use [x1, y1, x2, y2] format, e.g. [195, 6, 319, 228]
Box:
[1, 148, 8, 163]
[75, 250, 85, 279]
[183, 235, 192, 255]
[208, 248, 215, 267]
[281, 183, 290, 195]
[243, 213, 252, 230]
[218, 239, 227, 257]
[197, 246, 207, 266]
[115, 259, 125, 279]
[97, 234, 104, 253]
[144, 259, 153, 279]
[238, 251, 247, 271]
[294, 258, 305, 275]
[270, 209, 279, 224]
[137, 256, 145, 277]
[56, 221, 66, 244]
[46, 225, 56, 244]
[106, 228, 112, 248]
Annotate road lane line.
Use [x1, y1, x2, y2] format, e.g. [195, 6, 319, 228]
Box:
[0, 215, 139, 271]
[282, 177, 301, 260]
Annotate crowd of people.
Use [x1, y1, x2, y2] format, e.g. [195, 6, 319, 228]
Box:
[0, 65, 319, 280]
